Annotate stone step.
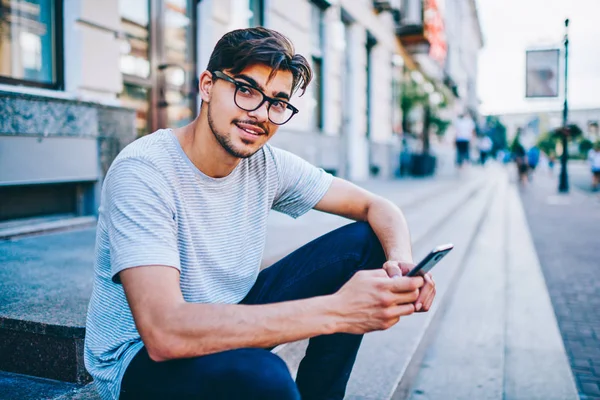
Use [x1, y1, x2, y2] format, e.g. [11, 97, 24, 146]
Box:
[0, 170, 489, 398]
[274, 167, 496, 388]
[346, 166, 501, 400]
[0, 216, 97, 240]
[398, 167, 510, 399]
[394, 170, 578, 400]
[0, 371, 83, 400]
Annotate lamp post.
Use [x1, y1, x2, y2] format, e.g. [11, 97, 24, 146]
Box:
[558, 18, 570, 193]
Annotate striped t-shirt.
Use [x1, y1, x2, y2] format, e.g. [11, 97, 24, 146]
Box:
[84, 129, 333, 400]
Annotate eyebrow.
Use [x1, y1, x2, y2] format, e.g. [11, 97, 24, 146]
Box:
[233, 74, 291, 101]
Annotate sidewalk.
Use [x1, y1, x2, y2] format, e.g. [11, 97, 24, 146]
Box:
[520, 169, 600, 400]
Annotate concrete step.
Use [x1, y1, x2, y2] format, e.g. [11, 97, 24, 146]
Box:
[396, 171, 578, 399]
[274, 167, 495, 389]
[346, 166, 500, 400]
[0, 371, 83, 400]
[0, 215, 96, 240]
[0, 169, 489, 398]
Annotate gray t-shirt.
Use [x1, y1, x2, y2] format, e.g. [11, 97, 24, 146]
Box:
[84, 129, 333, 399]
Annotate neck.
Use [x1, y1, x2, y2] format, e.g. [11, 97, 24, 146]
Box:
[173, 109, 241, 178]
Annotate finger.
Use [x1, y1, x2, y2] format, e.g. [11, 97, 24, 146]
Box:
[416, 285, 435, 312]
[390, 288, 420, 305]
[386, 276, 424, 293]
[383, 262, 403, 278]
[398, 262, 415, 276]
[414, 281, 434, 311]
[421, 287, 436, 311]
[388, 303, 417, 318]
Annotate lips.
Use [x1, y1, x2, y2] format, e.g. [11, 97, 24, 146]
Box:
[235, 122, 266, 136]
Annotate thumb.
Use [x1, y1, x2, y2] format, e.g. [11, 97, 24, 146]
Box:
[383, 261, 403, 278]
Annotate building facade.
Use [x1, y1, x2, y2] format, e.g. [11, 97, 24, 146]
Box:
[442, 0, 483, 117]
[0, 0, 483, 223]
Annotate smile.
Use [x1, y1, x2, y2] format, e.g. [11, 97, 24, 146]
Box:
[235, 122, 265, 136]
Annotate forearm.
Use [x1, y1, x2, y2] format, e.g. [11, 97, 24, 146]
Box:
[151, 295, 340, 361]
[366, 197, 413, 263]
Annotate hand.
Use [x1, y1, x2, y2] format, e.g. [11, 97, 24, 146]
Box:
[382, 260, 413, 278]
[333, 269, 424, 335]
[383, 260, 436, 313]
[414, 273, 436, 312]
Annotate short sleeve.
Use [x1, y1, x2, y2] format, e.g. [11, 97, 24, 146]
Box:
[103, 158, 180, 282]
[270, 146, 333, 218]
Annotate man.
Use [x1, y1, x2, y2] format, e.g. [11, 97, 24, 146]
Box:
[453, 112, 476, 168]
[85, 27, 436, 400]
[477, 135, 493, 165]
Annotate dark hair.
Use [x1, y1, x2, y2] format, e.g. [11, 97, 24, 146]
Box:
[206, 27, 312, 96]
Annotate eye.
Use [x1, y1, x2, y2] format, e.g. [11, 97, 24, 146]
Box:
[271, 101, 287, 112]
[237, 85, 253, 95]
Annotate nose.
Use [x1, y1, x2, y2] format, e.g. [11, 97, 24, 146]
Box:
[247, 100, 270, 123]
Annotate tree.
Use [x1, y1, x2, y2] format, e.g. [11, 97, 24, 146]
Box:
[400, 74, 450, 154]
[484, 116, 507, 155]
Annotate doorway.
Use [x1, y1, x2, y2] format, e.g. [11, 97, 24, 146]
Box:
[118, 0, 197, 136]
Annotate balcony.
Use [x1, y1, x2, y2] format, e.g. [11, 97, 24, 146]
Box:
[373, 0, 401, 13]
[395, 0, 447, 71]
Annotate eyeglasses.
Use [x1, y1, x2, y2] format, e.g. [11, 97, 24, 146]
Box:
[211, 70, 299, 125]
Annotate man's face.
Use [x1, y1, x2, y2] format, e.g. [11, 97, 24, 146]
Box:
[206, 64, 294, 159]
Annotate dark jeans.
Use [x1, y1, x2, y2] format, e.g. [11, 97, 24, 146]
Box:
[120, 221, 386, 400]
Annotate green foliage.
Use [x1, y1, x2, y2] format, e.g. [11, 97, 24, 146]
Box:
[484, 116, 508, 153]
[579, 138, 593, 155]
[429, 114, 451, 136]
[399, 74, 450, 138]
[536, 131, 558, 157]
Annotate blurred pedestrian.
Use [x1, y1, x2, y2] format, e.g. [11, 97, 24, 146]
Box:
[511, 129, 528, 185]
[478, 135, 493, 165]
[548, 153, 556, 175]
[588, 142, 600, 191]
[453, 112, 475, 168]
[526, 146, 540, 180]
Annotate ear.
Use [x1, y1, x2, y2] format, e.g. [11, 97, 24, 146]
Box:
[198, 70, 214, 103]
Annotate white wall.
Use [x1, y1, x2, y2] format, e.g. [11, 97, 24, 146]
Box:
[63, 0, 122, 102]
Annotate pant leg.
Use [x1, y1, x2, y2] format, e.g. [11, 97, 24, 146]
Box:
[120, 346, 300, 400]
[241, 221, 387, 400]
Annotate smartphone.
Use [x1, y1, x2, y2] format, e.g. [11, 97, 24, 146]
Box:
[406, 243, 454, 277]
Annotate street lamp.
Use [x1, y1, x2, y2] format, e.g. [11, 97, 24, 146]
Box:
[558, 18, 570, 193]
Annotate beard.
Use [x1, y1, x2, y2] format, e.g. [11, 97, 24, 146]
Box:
[207, 104, 265, 159]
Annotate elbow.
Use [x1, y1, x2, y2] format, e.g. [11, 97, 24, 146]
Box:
[144, 330, 180, 362]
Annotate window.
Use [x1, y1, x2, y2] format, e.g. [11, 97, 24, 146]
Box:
[311, 2, 325, 131]
[0, 0, 62, 89]
[365, 32, 376, 139]
[248, 0, 263, 27]
[119, 0, 150, 79]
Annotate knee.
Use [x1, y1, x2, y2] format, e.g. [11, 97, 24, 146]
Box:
[222, 350, 300, 400]
[343, 222, 385, 266]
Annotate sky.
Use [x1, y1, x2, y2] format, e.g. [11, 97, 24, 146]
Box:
[476, 0, 600, 115]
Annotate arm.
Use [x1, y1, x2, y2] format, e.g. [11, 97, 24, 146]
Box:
[314, 178, 436, 311]
[120, 265, 337, 361]
[120, 265, 422, 362]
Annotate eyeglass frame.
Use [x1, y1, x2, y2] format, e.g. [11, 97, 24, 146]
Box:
[211, 70, 299, 125]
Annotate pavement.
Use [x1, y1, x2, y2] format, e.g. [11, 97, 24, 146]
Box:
[520, 166, 600, 400]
